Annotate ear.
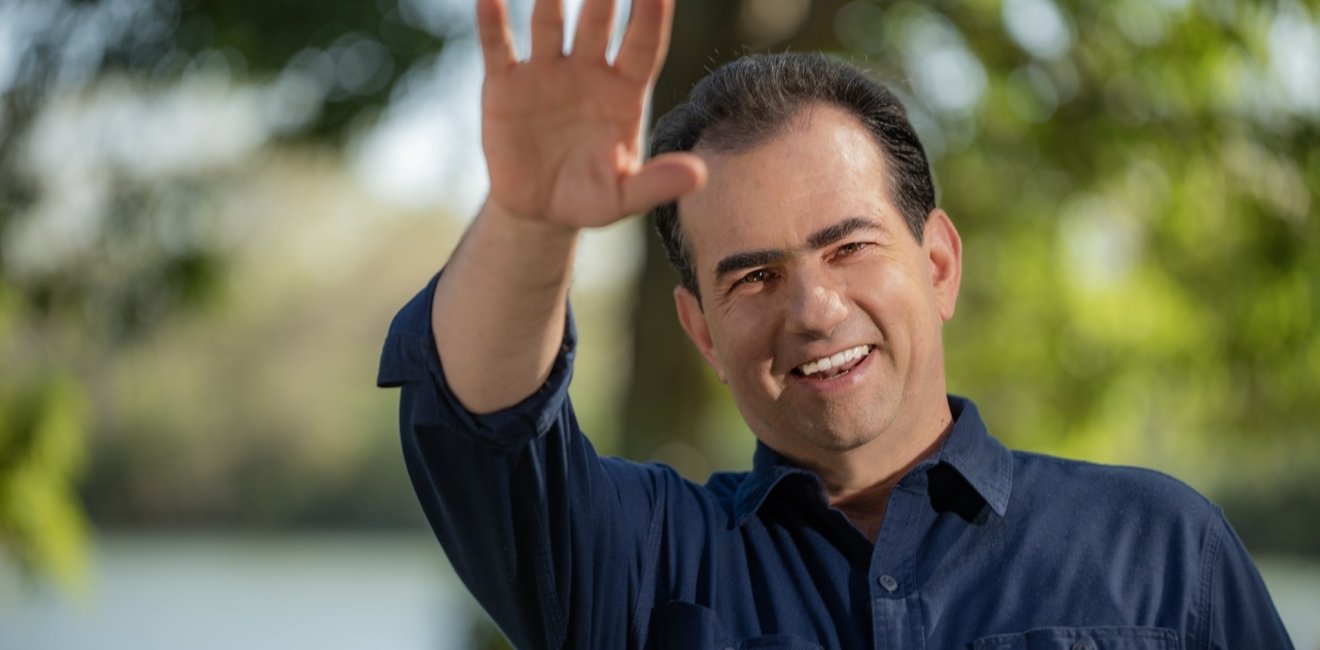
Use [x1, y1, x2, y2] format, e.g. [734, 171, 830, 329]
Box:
[673, 286, 727, 383]
[924, 208, 963, 321]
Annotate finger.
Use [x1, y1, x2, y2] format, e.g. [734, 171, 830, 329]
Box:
[531, 0, 565, 60]
[620, 152, 708, 215]
[477, 0, 517, 72]
[616, 0, 673, 82]
[572, 0, 617, 62]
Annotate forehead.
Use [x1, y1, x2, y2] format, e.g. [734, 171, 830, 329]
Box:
[677, 104, 899, 280]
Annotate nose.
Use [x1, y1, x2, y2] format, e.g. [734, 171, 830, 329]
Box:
[784, 267, 849, 339]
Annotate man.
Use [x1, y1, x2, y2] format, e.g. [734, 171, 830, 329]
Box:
[377, 0, 1294, 647]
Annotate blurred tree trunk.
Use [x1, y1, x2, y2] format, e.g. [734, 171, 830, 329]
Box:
[621, 0, 846, 474]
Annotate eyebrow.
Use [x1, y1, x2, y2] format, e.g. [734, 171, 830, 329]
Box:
[806, 216, 881, 249]
[712, 216, 884, 284]
[714, 249, 786, 281]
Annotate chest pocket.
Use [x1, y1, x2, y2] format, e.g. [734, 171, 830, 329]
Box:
[970, 626, 1179, 650]
[650, 601, 825, 650]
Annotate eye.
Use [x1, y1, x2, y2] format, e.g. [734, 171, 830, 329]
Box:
[834, 241, 869, 258]
[737, 269, 773, 286]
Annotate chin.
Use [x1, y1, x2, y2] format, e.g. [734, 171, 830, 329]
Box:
[820, 430, 878, 453]
[783, 414, 881, 454]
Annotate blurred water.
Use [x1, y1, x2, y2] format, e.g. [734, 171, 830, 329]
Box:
[1, 534, 1316, 650]
[1258, 557, 1320, 650]
[0, 534, 479, 650]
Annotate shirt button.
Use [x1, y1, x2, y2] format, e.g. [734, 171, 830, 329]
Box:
[1070, 641, 1097, 650]
[877, 574, 899, 592]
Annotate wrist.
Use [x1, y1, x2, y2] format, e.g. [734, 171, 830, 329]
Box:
[480, 199, 581, 242]
[466, 199, 580, 292]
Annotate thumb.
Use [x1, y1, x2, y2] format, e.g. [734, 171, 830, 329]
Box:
[619, 152, 707, 216]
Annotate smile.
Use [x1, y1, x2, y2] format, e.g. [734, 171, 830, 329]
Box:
[793, 345, 873, 379]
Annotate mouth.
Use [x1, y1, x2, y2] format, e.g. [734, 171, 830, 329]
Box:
[791, 344, 874, 380]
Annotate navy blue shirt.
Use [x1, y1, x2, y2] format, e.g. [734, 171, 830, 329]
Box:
[378, 276, 1293, 649]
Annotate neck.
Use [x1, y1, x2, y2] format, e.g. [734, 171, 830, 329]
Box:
[819, 401, 954, 543]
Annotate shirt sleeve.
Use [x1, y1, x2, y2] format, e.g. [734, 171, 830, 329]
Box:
[377, 273, 675, 650]
[1200, 510, 1295, 650]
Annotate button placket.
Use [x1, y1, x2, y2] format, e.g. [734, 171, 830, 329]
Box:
[869, 482, 927, 649]
[869, 486, 920, 600]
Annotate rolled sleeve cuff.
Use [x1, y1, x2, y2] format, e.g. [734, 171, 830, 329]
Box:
[376, 271, 577, 451]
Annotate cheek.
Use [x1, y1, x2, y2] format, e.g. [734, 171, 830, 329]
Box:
[856, 267, 934, 339]
[712, 308, 777, 372]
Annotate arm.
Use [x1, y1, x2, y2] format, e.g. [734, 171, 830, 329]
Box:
[435, 0, 705, 414]
[380, 1, 705, 646]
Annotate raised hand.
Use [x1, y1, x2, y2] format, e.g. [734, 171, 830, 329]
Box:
[476, 0, 706, 229]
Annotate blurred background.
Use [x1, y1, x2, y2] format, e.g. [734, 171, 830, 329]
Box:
[1, 0, 1317, 648]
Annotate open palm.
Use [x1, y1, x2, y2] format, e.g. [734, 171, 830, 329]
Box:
[477, 0, 704, 228]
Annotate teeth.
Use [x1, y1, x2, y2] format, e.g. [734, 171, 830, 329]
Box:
[797, 345, 871, 377]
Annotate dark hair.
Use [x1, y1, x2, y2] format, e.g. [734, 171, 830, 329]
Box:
[650, 52, 937, 299]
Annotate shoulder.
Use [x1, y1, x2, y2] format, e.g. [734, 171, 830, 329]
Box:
[1007, 451, 1221, 528]
[599, 458, 742, 523]
[995, 452, 1229, 604]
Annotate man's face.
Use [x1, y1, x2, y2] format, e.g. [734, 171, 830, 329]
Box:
[673, 103, 962, 468]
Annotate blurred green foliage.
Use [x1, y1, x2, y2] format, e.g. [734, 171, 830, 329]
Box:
[0, 0, 438, 331]
[903, 0, 1319, 454]
[889, 0, 1320, 550]
[0, 0, 438, 585]
[0, 350, 89, 592]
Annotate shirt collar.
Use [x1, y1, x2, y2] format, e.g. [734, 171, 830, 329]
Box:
[732, 395, 1013, 526]
[936, 395, 1013, 517]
